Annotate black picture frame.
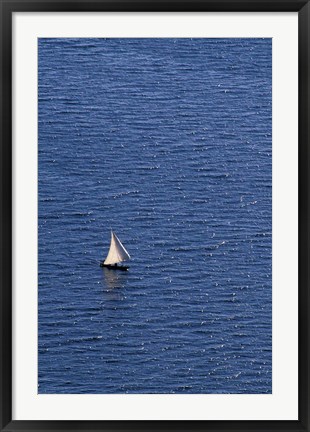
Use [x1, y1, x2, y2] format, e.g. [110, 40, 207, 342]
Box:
[1, 1, 309, 431]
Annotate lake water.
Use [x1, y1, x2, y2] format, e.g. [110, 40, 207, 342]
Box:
[38, 38, 272, 394]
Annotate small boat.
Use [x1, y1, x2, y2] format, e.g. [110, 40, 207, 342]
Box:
[100, 230, 131, 271]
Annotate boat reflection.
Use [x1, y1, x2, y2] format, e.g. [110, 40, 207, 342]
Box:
[101, 267, 129, 291]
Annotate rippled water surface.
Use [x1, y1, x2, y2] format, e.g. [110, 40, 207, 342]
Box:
[38, 38, 272, 394]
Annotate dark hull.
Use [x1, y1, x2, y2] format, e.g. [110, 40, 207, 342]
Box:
[100, 263, 129, 271]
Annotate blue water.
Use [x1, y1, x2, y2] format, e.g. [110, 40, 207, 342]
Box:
[38, 38, 272, 394]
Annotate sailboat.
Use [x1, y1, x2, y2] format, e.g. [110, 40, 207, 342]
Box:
[100, 230, 131, 271]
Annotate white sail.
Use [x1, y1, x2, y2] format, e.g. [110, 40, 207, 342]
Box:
[104, 231, 131, 265]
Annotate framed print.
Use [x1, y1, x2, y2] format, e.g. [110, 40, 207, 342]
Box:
[1, 1, 309, 431]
